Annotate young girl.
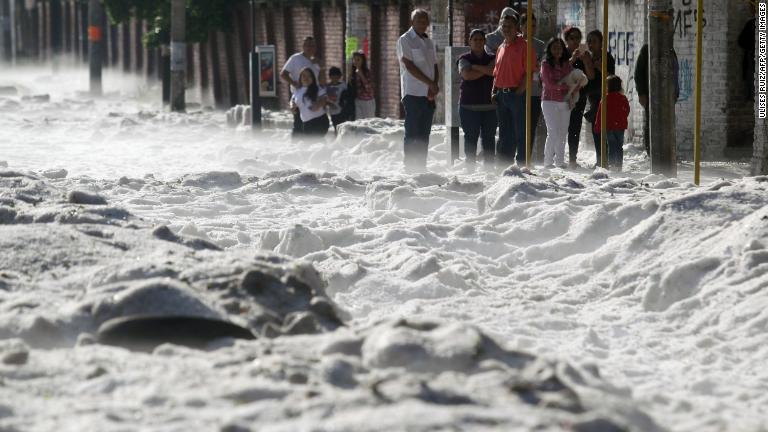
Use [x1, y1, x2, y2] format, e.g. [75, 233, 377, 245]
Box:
[351, 51, 376, 119]
[290, 67, 329, 136]
[540, 37, 573, 168]
[593, 75, 630, 171]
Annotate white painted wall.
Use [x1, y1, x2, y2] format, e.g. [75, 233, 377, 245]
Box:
[554, 0, 754, 160]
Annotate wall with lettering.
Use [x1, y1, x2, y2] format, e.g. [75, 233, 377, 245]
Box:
[674, 0, 707, 38]
[550, 0, 751, 159]
[608, 30, 636, 67]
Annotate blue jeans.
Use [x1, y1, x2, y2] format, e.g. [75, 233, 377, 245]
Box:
[607, 130, 624, 167]
[459, 107, 497, 164]
[496, 90, 526, 164]
[402, 95, 435, 170]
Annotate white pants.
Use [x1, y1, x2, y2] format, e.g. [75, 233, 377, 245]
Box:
[355, 98, 376, 119]
[541, 100, 570, 166]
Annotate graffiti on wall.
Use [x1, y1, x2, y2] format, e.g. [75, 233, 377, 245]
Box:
[674, 0, 707, 38]
[465, 0, 509, 35]
[678, 57, 693, 101]
[564, 1, 584, 26]
[608, 30, 635, 66]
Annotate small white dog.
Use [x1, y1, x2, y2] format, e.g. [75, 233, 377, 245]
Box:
[559, 69, 588, 109]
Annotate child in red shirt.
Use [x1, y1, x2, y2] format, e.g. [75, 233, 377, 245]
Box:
[594, 75, 630, 171]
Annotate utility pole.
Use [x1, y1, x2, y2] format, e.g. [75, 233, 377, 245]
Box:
[88, 0, 104, 96]
[448, 0, 459, 165]
[250, 0, 261, 130]
[648, 0, 676, 176]
[161, 45, 170, 105]
[170, 0, 185, 112]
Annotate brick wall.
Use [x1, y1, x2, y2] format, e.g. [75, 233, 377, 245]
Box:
[373, 3, 411, 119]
[452, 0, 466, 47]
[320, 6, 345, 77]
[271, 6, 289, 107]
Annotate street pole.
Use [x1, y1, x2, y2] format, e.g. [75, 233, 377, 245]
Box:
[170, 0, 185, 112]
[250, 0, 261, 130]
[525, 8, 533, 167]
[600, 0, 608, 168]
[161, 44, 170, 105]
[448, 0, 459, 165]
[693, 0, 703, 184]
[648, 0, 676, 176]
[88, 0, 103, 96]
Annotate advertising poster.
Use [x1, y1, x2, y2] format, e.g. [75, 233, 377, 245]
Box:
[257, 45, 276, 97]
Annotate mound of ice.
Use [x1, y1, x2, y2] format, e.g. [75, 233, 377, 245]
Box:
[180, 171, 242, 189]
[0, 173, 345, 349]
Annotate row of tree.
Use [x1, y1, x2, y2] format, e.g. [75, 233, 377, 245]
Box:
[102, 0, 244, 47]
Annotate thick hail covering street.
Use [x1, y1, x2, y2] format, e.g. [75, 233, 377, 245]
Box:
[0, 68, 766, 431]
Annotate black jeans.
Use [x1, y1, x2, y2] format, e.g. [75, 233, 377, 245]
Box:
[303, 114, 330, 136]
[460, 107, 497, 164]
[291, 92, 303, 141]
[643, 105, 650, 156]
[402, 95, 435, 170]
[567, 95, 587, 163]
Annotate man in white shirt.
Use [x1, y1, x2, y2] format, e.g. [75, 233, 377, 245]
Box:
[397, 9, 439, 172]
[280, 37, 322, 139]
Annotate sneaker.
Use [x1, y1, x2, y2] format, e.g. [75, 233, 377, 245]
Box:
[544, 164, 555, 169]
[557, 164, 569, 169]
[568, 161, 579, 169]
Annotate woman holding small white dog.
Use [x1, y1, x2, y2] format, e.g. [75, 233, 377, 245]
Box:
[540, 38, 573, 168]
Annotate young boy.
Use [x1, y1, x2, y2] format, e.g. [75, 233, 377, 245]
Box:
[594, 75, 630, 171]
[325, 66, 348, 134]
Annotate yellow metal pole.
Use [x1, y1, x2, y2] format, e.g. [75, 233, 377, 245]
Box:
[600, 0, 608, 169]
[694, 0, 703, 185]
[526, 11, 533, 167]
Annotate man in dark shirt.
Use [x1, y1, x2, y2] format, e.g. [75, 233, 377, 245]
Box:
[584, 30, 615, 166]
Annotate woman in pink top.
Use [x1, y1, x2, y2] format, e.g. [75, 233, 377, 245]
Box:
[351, 51, 376, 119]
[540, 38, 574, 168]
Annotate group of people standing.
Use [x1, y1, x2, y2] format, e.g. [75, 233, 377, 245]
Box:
[279, 7, 633, 174]
[398, 7, 630, 172]
[280, 36, 376, 138]
[455, 8, 630, 172]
